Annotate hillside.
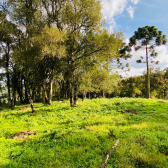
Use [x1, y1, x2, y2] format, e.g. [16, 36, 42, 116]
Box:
[0, 98, 168, 168]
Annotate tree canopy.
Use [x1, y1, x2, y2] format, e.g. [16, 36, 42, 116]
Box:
[0, 0, 126, 108]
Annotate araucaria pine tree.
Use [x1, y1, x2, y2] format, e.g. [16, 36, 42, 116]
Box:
[128, 26, 167, 98]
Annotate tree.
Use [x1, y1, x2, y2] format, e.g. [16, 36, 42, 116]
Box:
[78, 64, 119, 100]
[0, 9, 18, 107]
[128, 26, 167, 98]
[62, 0, 123, 106]
[33, 26, 65, 105]
[150, 68, 168, 99]
[8, 0, 43, 111]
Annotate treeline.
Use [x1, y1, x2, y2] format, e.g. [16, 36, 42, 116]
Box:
[0, 0, 127, 109]
[117, 68, 168, 99]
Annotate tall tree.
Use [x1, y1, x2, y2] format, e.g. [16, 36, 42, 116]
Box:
[63, 0, 123, 106]
[33, 26, 65, 104]
[8, 0, 43, 111]
[128, 26, 167, 98]
[0, 10, 18, 107]
[37, 0, 66, 105]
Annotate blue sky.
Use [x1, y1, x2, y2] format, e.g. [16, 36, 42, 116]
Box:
[101, 0, 168, 76]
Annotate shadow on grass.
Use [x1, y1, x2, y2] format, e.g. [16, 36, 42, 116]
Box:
[0, 105, 10, 111]
[1, 110, 39, 118]
[1, 102, 71, 118]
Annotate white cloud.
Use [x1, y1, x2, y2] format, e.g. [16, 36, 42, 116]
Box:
[155, 45, 168, 68]
[119, 67, 146, 77]
[109, 21, 116, 33]
[127, 6, 134, 19]
[131, 0, 140, 5]
[101, 0, 127, 28]
[101, 0, 127, 21]
[101, 0, 140, 31]
[125, 38, 130, 44]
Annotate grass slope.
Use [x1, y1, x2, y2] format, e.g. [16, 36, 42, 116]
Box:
[0, 98, 168, 168]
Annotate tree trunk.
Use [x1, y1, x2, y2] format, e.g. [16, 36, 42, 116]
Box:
[27, 89, 35, 112]
[30, 99, 35, 112]
[6, 44, 11, 107]
[18, 76, 24, 104]
[102, 90, 105, 98]
[70, 84, 74, 107]
[20, 77, 23, 103]
[12, 89, 16, 109]
[25, 86, 29, 103]
[82, 93, 86, 101]
[32, 88, 35, 102]
[74, 87, 78, 105]
[23, 75, 35, 112]
[42, 87, 45, 104]
[88, 92, 91, 99]
[42, 79, 48, 104]
[48, 73, 53, 105]
[24, 77, 29, 103]
[69, 66, 75, 106]
[146, 45, 150, 98]
[66, 80, 69, 99]
[74, 95, 78, 105]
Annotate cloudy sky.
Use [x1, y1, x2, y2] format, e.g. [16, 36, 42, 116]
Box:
[101, 0, 168, 77]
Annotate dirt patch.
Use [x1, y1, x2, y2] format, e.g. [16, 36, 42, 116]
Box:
[119, 110, 139, 115]
[124, 110, 139, 114]
[57, 101, 63, 103]
[157, 101, 165, 103]
[12, 130, 37, 140]
[21, 108, 31, 112]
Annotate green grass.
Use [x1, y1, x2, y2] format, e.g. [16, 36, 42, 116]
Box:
[0, 98, 168, 168]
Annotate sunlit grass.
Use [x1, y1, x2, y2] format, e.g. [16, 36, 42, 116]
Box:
[0, 98, 168, 167]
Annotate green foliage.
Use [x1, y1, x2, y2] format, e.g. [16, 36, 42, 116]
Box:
[118, 68, 168, 99]
[0, 98, 168, 167]
[78, 67, 119, 97]
[119, 76, 145, 98]
[2, 0, 124, 107]
[33, 26, 66, 59]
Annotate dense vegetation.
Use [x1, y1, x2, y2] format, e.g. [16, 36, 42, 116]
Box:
[0, 98, 168, 168]
[0, 0, 125, 109]
[118, 68, 168, 99]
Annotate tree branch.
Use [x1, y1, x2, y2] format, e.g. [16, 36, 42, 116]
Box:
[100, 139, 119, 168]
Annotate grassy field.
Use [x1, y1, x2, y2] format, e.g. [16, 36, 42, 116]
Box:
[0, 98, 168, 168]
